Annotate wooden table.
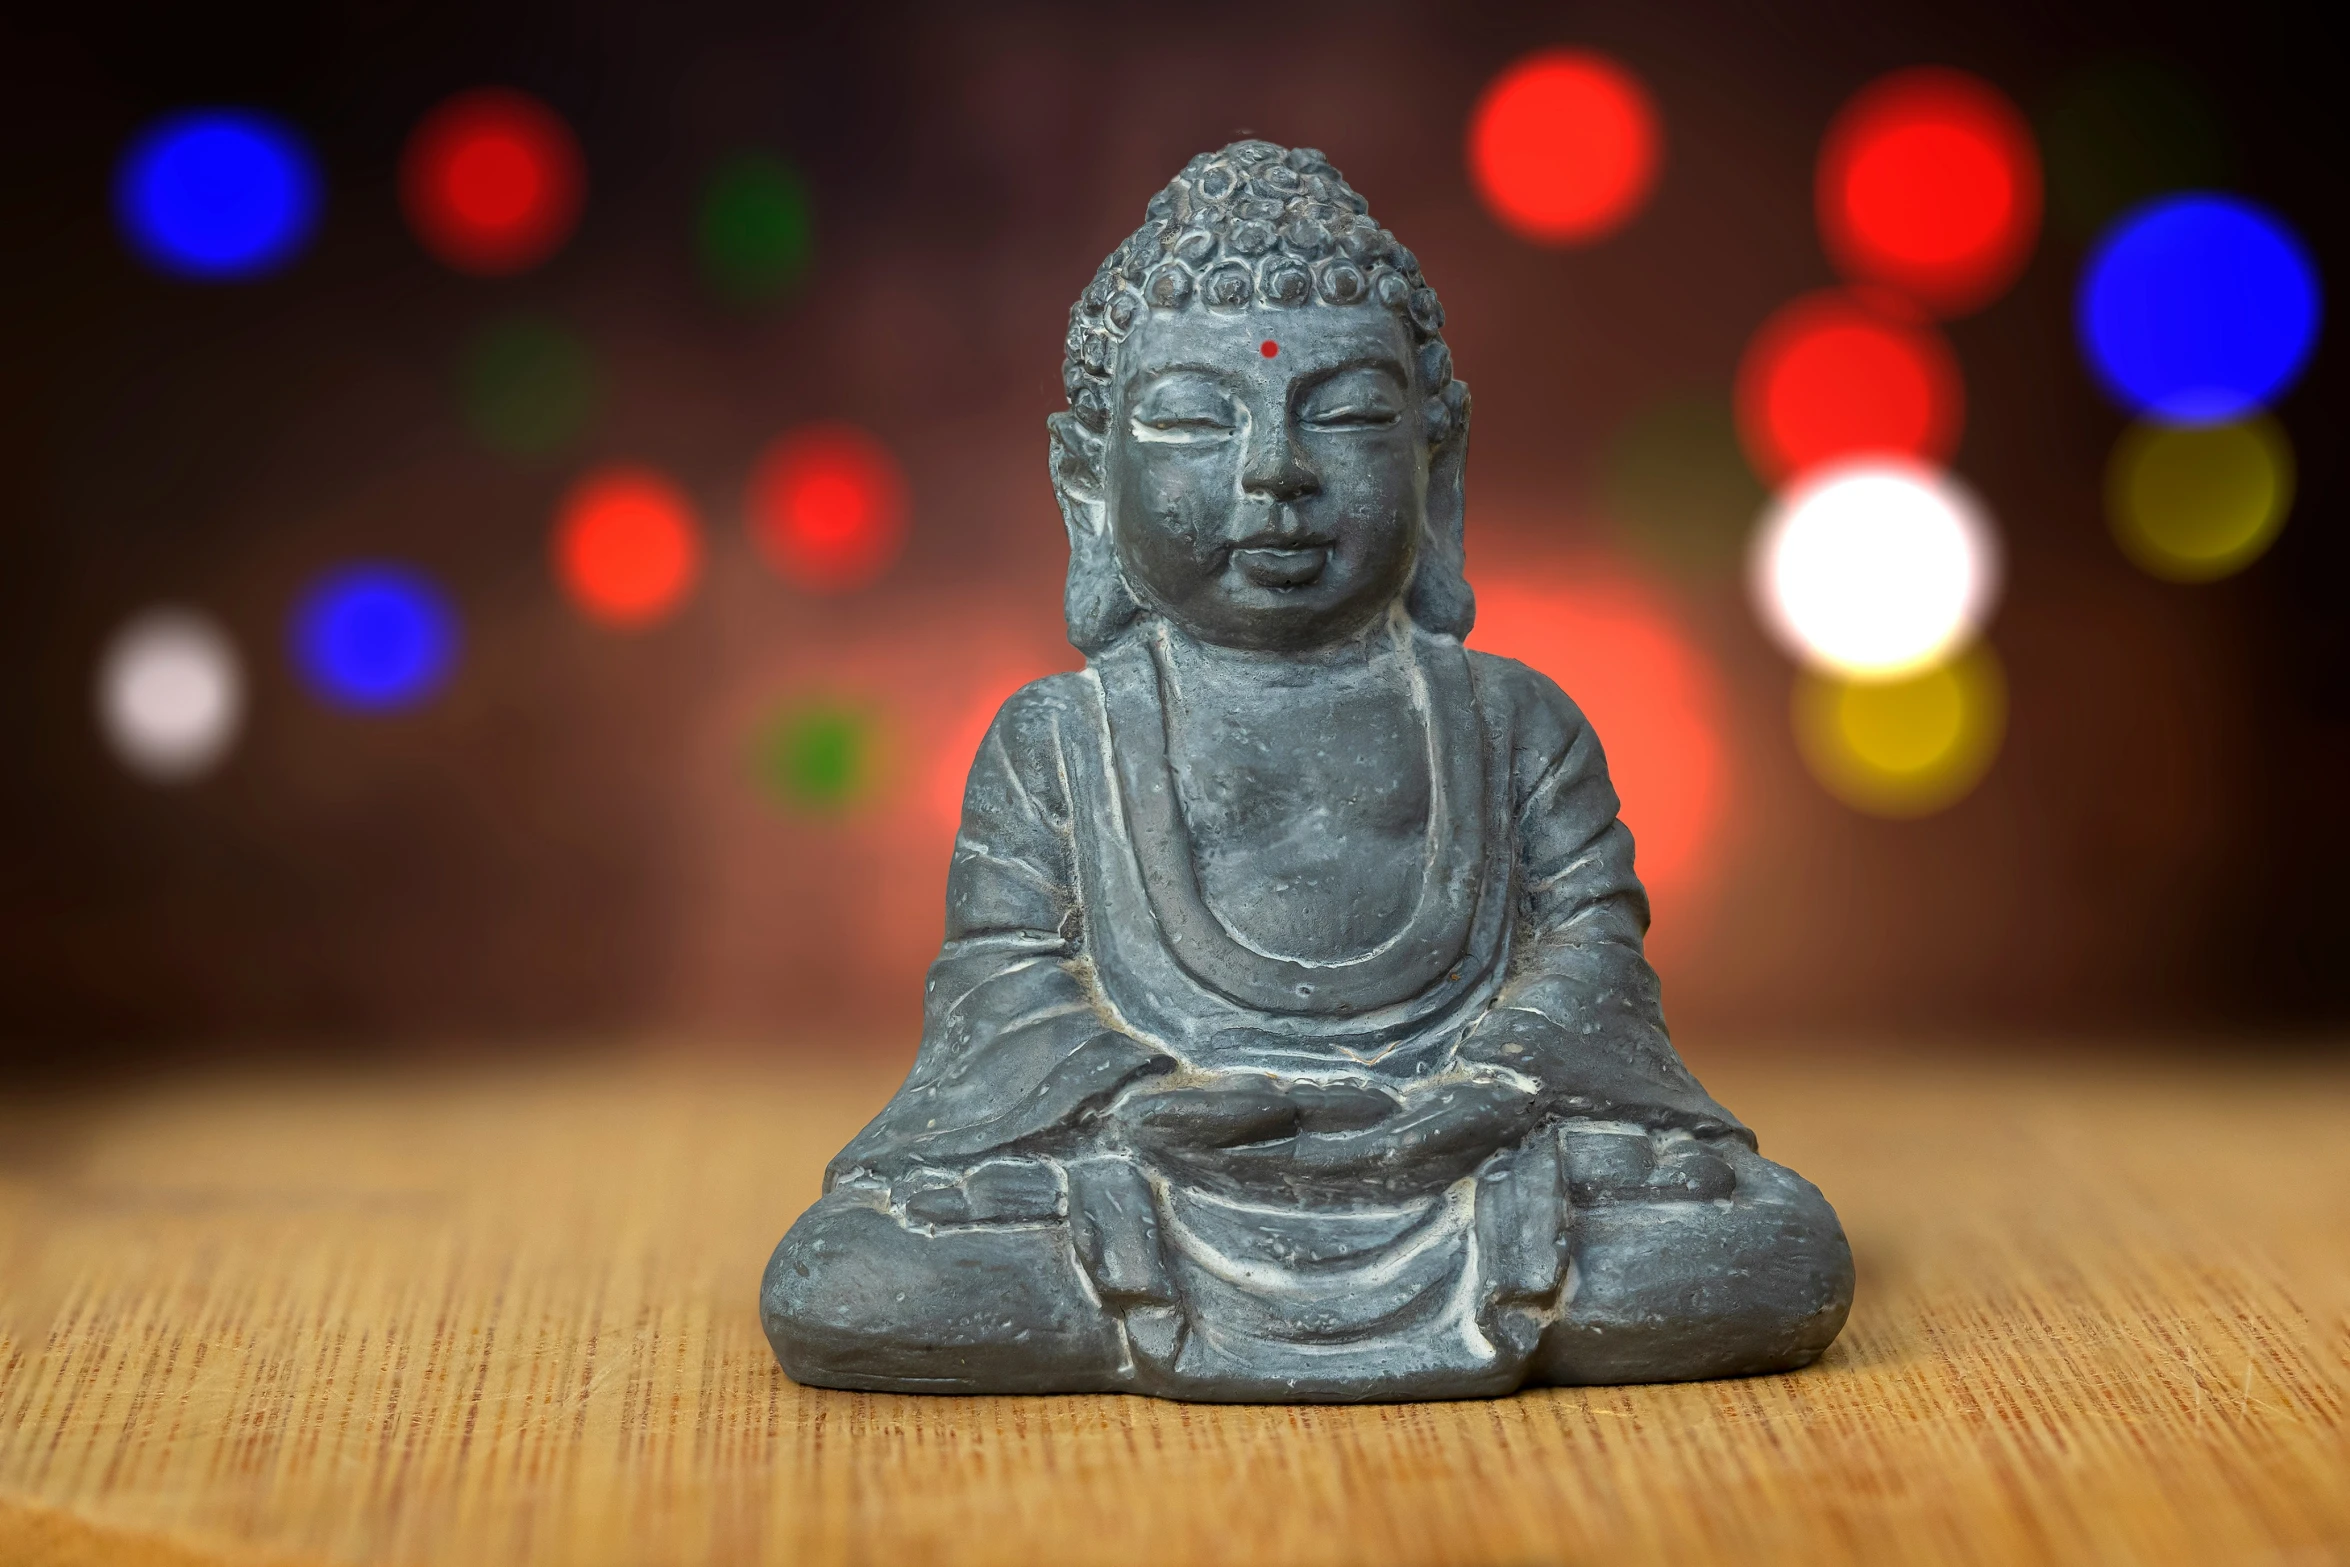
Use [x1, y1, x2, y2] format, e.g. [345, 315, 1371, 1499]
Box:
[3, 1049, 2346, 1566]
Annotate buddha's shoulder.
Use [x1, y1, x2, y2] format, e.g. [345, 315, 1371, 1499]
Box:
[1461, 646, 1593, 741]
[986, 670, 1100, 748]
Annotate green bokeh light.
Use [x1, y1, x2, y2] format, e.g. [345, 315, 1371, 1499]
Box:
[752, 699, 882, 812]
[2041, 60, 2233, 243]
[1598, 393, 1765, 579]
[459, 316, 597, 458]
[698, 155, 813, 304]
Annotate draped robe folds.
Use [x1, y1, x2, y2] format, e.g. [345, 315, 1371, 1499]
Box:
[824, 618, 1746, 1400]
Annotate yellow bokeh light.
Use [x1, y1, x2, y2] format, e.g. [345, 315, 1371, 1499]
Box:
[1793, 643, 2005, 817]
[2107, 415, 2294, 582]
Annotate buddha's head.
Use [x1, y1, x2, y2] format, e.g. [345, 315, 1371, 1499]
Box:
[1050, 141, 1472, 654]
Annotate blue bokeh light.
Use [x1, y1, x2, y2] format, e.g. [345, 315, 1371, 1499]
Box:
[116, 110, 320, 279]
[2078, 194, 2320, 423]
[293, 566, 457, 711]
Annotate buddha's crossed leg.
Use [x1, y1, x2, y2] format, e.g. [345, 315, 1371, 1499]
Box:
[762, 1197, 1127, 1393]
[761, 1159, 1128, 1394]
[762, 1134, 1851, 1397]
[1529, 1133, 1854, 1386]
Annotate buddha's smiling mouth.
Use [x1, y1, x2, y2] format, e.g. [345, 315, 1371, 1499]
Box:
[1230, 544, 1330, 589]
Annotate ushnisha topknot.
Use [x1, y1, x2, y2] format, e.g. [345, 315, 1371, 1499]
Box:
[1061, 140, 1467, 448]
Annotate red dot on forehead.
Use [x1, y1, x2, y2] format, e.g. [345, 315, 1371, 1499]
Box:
[1260, 340, 1279, 357]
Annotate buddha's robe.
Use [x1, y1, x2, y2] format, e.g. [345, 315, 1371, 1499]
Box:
[767, 620, 1835, 1401]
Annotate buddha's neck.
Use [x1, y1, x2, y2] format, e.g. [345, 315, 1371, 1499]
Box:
[1154, 614, 1402, 693]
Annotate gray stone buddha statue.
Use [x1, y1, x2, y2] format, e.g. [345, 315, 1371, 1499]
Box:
[761, 141, 1853, 1402]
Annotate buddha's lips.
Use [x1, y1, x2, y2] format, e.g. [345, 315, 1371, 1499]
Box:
[1231, 544, 1330, 588]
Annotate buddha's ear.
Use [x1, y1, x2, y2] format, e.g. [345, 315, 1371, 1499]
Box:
[1048, 411, 1142, 651]
[1408, 382, 1476, 639]
[1047, 411, 1106, 532]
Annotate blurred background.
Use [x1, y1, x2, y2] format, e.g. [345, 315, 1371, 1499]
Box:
[2, 0, 2341, 1072]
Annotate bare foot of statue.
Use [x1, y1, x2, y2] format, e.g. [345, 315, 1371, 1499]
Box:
[760, 140, 1854, 1403]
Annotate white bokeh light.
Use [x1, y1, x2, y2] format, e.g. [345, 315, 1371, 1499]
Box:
[1749, 459, 2001, 678]
[97, 609, 245, 781]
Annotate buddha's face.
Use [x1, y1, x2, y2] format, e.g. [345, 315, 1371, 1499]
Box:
[1104, 303, 1429, 652]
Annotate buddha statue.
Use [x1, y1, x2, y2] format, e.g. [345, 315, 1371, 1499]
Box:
[761, 142, 1853, 1402]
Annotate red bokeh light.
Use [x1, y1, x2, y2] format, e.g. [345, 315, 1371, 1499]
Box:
[1467, 50, 1662, 246]
[748, 424, 909, 593]
[1469, 569, 1727, 898]
[1735, 289, 1963, 483]
[554, 466, 701, 627]
[401, 89, 585, 275]
[1817, 68, 2041, 316]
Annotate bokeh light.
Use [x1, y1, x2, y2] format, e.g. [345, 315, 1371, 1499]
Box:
[2078, 194, 2320, 423]
[2041, 59, 2232, 243]
[1793, 644, 2006, 817]
[1736, 289, 1964, 483]
[698, 154, 813, 303]
[753, 699, 885, 812]
[748, 424, 909, 593]
[1599, 393, 1766, 578]
[460, 317, 596, 457]
[2107, 415, 2294, 583]
[114, 110, 320, 280]
[1469, 570, 1726, 896]
[1816, 68, 2041, 317]
[1466, 50, 1662, 246]
[1750, 458, 2000, 678]
[401, 89, 584, 275]
[554, 466, 702, 627]
[96, 609, 244, 782]
[292, 566, 458, 711]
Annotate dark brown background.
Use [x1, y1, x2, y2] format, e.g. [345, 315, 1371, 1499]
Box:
[2, 0, 2343, 1069]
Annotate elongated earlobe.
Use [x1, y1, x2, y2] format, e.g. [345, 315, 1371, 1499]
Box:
[1049, 411, 1143, 652]
[1407, 382, 1475, 639]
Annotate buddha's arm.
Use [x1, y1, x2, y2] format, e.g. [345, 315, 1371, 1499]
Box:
[825, 683, 1171, 1191]
[1456, 658, 1750, 1143]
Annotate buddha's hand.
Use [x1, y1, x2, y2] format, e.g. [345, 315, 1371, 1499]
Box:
[1284, 1070, 1546, 1187]
[1104, 1072, 1401, 1164]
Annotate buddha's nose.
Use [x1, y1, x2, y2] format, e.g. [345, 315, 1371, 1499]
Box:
[1239, 418, 1319, 504]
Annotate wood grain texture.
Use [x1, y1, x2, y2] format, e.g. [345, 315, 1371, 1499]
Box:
[3, 1051, 2346, 1567]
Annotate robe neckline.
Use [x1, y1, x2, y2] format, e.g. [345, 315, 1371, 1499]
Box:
[1092, 611, 1501, 1018]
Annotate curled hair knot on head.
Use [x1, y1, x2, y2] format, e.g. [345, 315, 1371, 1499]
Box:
[1058, 140, 1463, 440]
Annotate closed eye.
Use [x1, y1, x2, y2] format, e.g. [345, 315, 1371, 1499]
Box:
[1300, 404, 1401, 429]
[1129, 369, 1240, 442]
[1132, 412, 1237, 443]
[1297, 364, 1408, 430]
